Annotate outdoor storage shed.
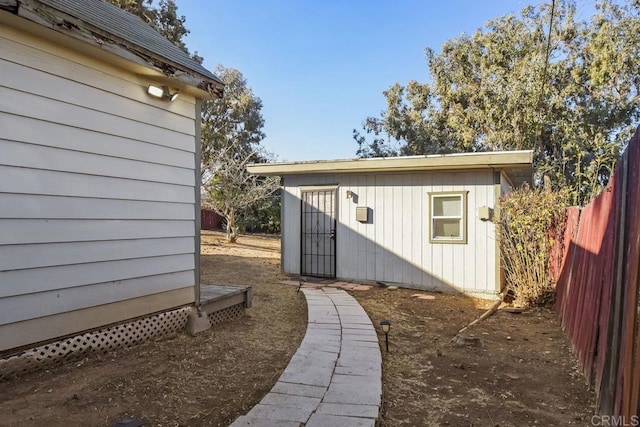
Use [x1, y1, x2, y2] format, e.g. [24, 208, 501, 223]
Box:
[0, 0, 223, 353]
[249, 151, 533, 298]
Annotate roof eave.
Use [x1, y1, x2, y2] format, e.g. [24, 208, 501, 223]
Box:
[248, 151, 532, 175]
[3, 0, 223, 99]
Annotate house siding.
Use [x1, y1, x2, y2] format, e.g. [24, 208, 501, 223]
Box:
[281, 170, 498, 296]
[0, 25, 198, 351]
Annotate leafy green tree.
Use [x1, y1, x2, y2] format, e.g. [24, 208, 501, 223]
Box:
[153, 0, 190, 52]
[238, 192, 281, 234]
[107, 0, 151, 20]
[200, 65, 266, 172]
[356, 0, 640, 205]
[200, 66, 278, 242]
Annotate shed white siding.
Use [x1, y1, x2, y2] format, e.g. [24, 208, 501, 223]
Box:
[0, 25, 198, 351]
[282, 170, 499, 296]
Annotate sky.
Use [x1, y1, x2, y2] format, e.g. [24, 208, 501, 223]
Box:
[178, 1, 594, 162]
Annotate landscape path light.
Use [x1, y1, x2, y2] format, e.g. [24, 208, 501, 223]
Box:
[380, 319, 391, 352]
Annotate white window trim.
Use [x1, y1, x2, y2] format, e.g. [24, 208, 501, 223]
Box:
[428, 191, 468, 244]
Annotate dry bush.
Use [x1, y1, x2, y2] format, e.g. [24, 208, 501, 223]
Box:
[497, 184, 569, 307]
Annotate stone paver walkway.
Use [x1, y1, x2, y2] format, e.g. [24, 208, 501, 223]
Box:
[230, 288, 382, 427]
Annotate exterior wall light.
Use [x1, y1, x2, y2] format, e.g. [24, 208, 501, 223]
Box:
[345, 190, 353, 199]
[380, 319, 391, 352]
[147, 85, 179, 101]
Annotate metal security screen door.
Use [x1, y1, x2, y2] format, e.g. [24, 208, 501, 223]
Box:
[301, 189, 337, 278]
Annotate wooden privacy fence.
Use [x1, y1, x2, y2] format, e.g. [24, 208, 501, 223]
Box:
[554, 127, 640, 417]
[201, 208, 223, 230]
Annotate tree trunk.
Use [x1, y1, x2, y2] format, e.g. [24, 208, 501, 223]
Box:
[226, 210, 238, 243]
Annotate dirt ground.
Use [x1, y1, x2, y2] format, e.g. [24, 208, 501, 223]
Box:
[353, 289, 595, 426]
[0, 231, 594, 426]
[0, 231, 306, 427]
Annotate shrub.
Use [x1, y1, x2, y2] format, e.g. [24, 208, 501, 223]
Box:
[237, 192, 281, 235]
[497, 184, 569, 307]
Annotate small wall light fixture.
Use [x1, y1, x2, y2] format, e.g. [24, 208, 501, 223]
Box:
[380, 319, 391, 352]
[147, 85, 179, 101]
[478, 206, 493, 221]
[345, 190, 353, 199]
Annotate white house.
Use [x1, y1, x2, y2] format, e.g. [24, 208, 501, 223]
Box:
[0, 0, 223, 354]
[248, 151, 533, 298]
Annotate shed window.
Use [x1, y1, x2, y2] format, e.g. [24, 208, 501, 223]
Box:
[429, 192, 467, 244]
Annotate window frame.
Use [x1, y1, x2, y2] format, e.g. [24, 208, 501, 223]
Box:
[428, 191, 468, 244]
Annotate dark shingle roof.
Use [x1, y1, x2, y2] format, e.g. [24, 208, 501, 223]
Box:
[13, 0, 222, 90]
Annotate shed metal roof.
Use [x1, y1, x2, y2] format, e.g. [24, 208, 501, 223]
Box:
[1, 0, 222, 96]
[248, 150, 534, 187]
